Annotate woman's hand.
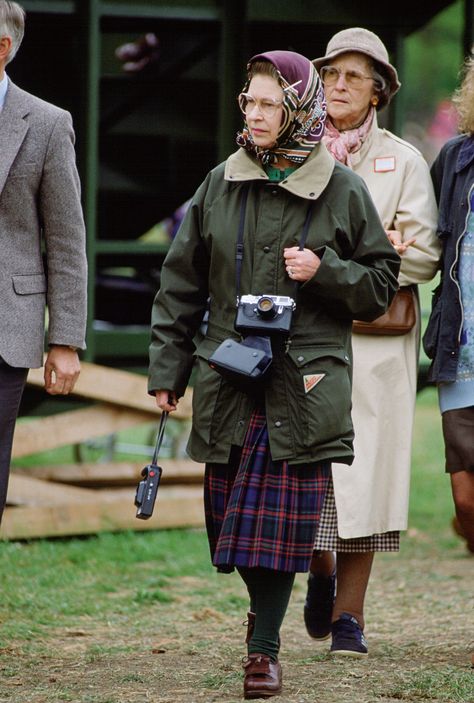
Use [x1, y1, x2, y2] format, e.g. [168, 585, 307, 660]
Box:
[284, 247, 321, 282]
[155, 390, 178, 413]
[386, 230, 416, 256]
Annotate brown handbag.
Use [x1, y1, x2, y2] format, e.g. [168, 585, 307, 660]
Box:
[352, 286, 416, 336]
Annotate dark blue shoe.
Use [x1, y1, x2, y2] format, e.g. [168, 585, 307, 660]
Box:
[303, 571, 336, 640]
[330, 612, 368, 657]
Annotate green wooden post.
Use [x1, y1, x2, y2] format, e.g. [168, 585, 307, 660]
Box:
[76, 0, 100, 362]
[388, 31, 405, 137]
[217, 0, 247, 163]
[464, 0, 473, 58]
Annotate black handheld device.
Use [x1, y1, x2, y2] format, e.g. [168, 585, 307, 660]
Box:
[134, 411, 168, 520]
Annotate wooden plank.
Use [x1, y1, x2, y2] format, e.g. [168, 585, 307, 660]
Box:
[12, 404, 154, 458]
[6, 474, 96, 506]
[0, 486, 204, 540]
[27, 360, 193, 420]
[13, 459, 204, 487]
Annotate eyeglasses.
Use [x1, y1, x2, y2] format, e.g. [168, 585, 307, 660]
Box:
[238, 80, 302, 118]
[238, 92, 283, 118]
[320, 65, 374, 88]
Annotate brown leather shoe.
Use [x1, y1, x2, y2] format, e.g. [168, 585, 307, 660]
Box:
[244, 612, 281, 649]
[244, 611, 256, 644]
[243, 653, 282, 699]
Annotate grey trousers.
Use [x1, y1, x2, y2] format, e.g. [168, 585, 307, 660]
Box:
[0, 359, 28, 522]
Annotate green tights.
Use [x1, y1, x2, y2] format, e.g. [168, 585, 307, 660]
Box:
[237, 566, 295, 661]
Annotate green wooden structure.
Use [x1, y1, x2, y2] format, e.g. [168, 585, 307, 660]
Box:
[11, 0, 474, 367]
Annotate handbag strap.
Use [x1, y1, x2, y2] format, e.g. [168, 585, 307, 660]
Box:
[151, 411, 168, 467]
[234, 184, 315, 299]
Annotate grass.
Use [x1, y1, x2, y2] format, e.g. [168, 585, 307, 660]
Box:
[386, 667, 474, 702]
[0, 389, 472, 703]
[407, 387, 455, 540]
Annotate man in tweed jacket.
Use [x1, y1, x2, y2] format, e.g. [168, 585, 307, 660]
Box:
[0, 1, 87, 521]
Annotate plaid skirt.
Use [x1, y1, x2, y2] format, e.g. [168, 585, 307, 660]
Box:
[204, 407, 330, 573]
[314, 478, 400, 552]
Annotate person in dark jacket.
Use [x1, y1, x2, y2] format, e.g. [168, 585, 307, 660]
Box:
[148, 50, 399, 699]
[423, 55, 474, 555]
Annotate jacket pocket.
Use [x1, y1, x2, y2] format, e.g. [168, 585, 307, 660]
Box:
[12, 273, 47, 295]
[8, 161, 37, 179]
[192, 336, 237, 447]
[286, 345, 352, 448]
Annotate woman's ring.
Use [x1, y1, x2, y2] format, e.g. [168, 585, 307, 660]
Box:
[289, 268, 294, 276]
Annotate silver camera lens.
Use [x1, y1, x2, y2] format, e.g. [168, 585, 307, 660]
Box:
[257, 296, 277, 319]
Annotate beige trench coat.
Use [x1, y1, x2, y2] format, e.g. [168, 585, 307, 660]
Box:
[331, 115, 440, 538]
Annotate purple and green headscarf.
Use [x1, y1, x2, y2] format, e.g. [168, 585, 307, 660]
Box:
[236, 50, 327, 166]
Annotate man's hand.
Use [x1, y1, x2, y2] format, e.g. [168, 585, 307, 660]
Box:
[44, 346, 81, 395]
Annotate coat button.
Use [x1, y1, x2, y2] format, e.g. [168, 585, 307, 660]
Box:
[274, 420, 282, 427]
[271, 189, 278, 196]
[309, 192, 315, 197]
[297, 355, 305, 362]
[263, 246, 270, 253]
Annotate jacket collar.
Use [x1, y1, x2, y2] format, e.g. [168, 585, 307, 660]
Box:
[1, 80, 31, 119]
[0, 80, 30, 197]
[224, 143, 335, 201]
[456, 135, 474, 173]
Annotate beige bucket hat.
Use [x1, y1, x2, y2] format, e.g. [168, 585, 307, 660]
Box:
[313, 27, 401, 100]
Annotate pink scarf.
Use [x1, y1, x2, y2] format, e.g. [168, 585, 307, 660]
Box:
[322, 108, 375, 168]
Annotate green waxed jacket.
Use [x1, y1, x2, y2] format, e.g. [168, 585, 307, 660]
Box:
[149, 144, 400, 466]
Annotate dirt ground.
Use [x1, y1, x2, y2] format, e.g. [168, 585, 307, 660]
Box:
[0, 537, 472, 703]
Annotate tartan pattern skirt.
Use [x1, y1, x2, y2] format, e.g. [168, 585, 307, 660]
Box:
[204, 407, 330, 573]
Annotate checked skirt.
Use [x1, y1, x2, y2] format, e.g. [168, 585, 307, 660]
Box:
[204, 407, 330, 573]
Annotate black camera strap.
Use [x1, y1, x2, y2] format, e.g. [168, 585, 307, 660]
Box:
[235, 184, 250, 301]
[234, 183, 315, 298]
[151, 411, 169, 467]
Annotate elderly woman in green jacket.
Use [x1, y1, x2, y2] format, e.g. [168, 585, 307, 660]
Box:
[148, 50, 399, 700]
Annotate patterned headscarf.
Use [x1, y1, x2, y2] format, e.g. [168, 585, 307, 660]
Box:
[236, 50, 327, 166]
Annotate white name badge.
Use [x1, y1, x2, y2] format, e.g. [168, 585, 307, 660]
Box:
[374, 156, 395, 172]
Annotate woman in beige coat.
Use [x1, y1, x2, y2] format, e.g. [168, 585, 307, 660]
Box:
[304, 27, 441, 656]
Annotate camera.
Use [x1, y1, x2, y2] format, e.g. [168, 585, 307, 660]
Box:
[235, 294, 295, 336]
[135, 463, 163, 519]
[208, 294, 295, 392]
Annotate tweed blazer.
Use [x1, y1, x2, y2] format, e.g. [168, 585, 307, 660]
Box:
[0, 80, 87, 368]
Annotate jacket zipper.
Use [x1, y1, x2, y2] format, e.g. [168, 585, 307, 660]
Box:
[450, 181, 474, 343]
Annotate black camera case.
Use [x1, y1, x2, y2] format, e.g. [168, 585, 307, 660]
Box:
[208, 335, 273, 391]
